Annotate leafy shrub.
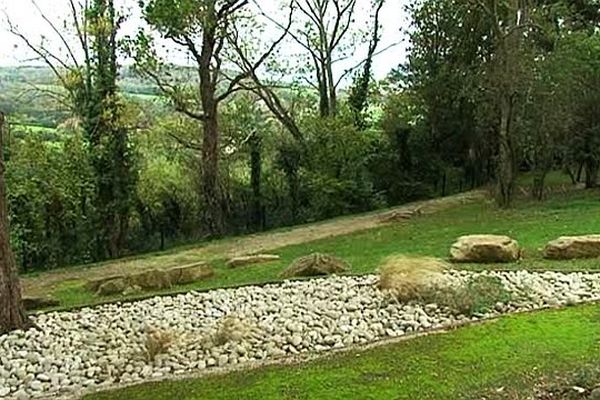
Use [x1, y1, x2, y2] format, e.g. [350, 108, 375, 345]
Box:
[433, 276, 511, 316]
[301, 117, 383, 220]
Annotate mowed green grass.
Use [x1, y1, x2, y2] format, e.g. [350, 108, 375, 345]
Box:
[51, 189, 600, 310]
[85, 304, 600, 400]
[13, 124, 57, 133]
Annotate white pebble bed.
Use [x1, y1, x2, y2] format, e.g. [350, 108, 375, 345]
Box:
[1, 270, 600, 399]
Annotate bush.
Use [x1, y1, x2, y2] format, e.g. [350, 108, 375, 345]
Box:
[434, 276, 511, 316]
[378, 257, 510, 317]
[300, 117, 383, 220]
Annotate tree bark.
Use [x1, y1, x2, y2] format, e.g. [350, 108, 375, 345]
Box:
[576, 161, 584, 183]
[532, 172, 547, 201]
[201, 107, 224, 236]
[496, 93, 515, 207]
[198, 5, 224, 237]
[584, 158, 599, 188]
[249, 131, 263, 231]
[0, 112, 30, 335]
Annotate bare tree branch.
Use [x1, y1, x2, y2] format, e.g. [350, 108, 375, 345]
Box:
[30, 0, 80, 68]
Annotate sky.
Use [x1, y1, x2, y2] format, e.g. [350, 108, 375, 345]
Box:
[0, 0, 410, 80]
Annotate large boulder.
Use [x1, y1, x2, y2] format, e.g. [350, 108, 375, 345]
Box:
[543, 235, 600, 260]
[85, 275, 125, 293]
[22, 296, 60, 311]
[96, 277, 129, 296]
[86, 263, 216, 296]
[130, 269, 172, 290]
[166, 263, 215, 285]
[227, 254, 280, 268]
[450, 235, 520, 263]
[280, 253, 350, 279]
[378, 207, 423, 223]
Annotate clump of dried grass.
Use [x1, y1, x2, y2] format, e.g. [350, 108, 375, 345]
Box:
[212, 316, 255, 346]
[377, 256, 447, 302]
[144, 327, 176, 362]
[378, 257, 511, 317]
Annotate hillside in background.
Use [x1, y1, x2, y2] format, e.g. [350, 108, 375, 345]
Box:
[0, 65, 164, 130]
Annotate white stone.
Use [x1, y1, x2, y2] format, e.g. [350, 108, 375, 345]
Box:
[0, 271, 598, 398]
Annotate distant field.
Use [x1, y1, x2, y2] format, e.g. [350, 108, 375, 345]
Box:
[12, 123, 57, 133]
[126, 92, 164, 101]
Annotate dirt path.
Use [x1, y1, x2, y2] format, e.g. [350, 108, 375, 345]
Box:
[22, 190, 486, 297]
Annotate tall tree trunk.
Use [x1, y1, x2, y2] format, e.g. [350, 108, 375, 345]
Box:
[317, 61, 329, 118]
[90, 0, 133, 259]
[532, 171, 547, 201]
[198, 8, 224, 237]
[0, 112, 29, 335]
[576, 161, 584, 183]
[497, 94, 515, 207]
[326, 56, 337, 117]
[249, 131, 263, 231]
[584, 158, 599, 188]
[201, 109, 224, 236]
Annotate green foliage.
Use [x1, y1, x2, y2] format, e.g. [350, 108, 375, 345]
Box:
[6, 0, 600, 274]
[6, 133, 96, 270]
[435, 275, 511, 317]
[136, 154, 198, 248]
[300, 116, 383, 220]
[559, 32, 600, 187]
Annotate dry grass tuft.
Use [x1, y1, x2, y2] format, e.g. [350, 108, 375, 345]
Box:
[378, 257, 511, 316]
[144, 328, 176, 362]
[377, 256, 447, 302]
[212, 316, 255, 346]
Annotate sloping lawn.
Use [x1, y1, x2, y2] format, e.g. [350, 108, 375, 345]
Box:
[52, 189, 600, 310]
[85, 304, 600, 400]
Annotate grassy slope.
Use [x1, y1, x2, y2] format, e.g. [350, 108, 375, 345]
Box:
[53, 189, 600, 310]
[86, 304, 600, 400]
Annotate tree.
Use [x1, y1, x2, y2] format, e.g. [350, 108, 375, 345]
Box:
[135, 0, 287, 236]
[88, 0, 136, 257]
[473, 0, 537, 207]
[8, 0, 135, 258]
[348, 0, 385, 129]
[0, 111, 30, 335]
[563, 32, 600, 188]
[295, 0, 357, 117]
[405, 0, 494, 194]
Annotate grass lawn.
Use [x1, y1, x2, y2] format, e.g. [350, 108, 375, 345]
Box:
[50, 189, 600, 310]
[85, 304, 600, 400]
[12, 123, 57, 134]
